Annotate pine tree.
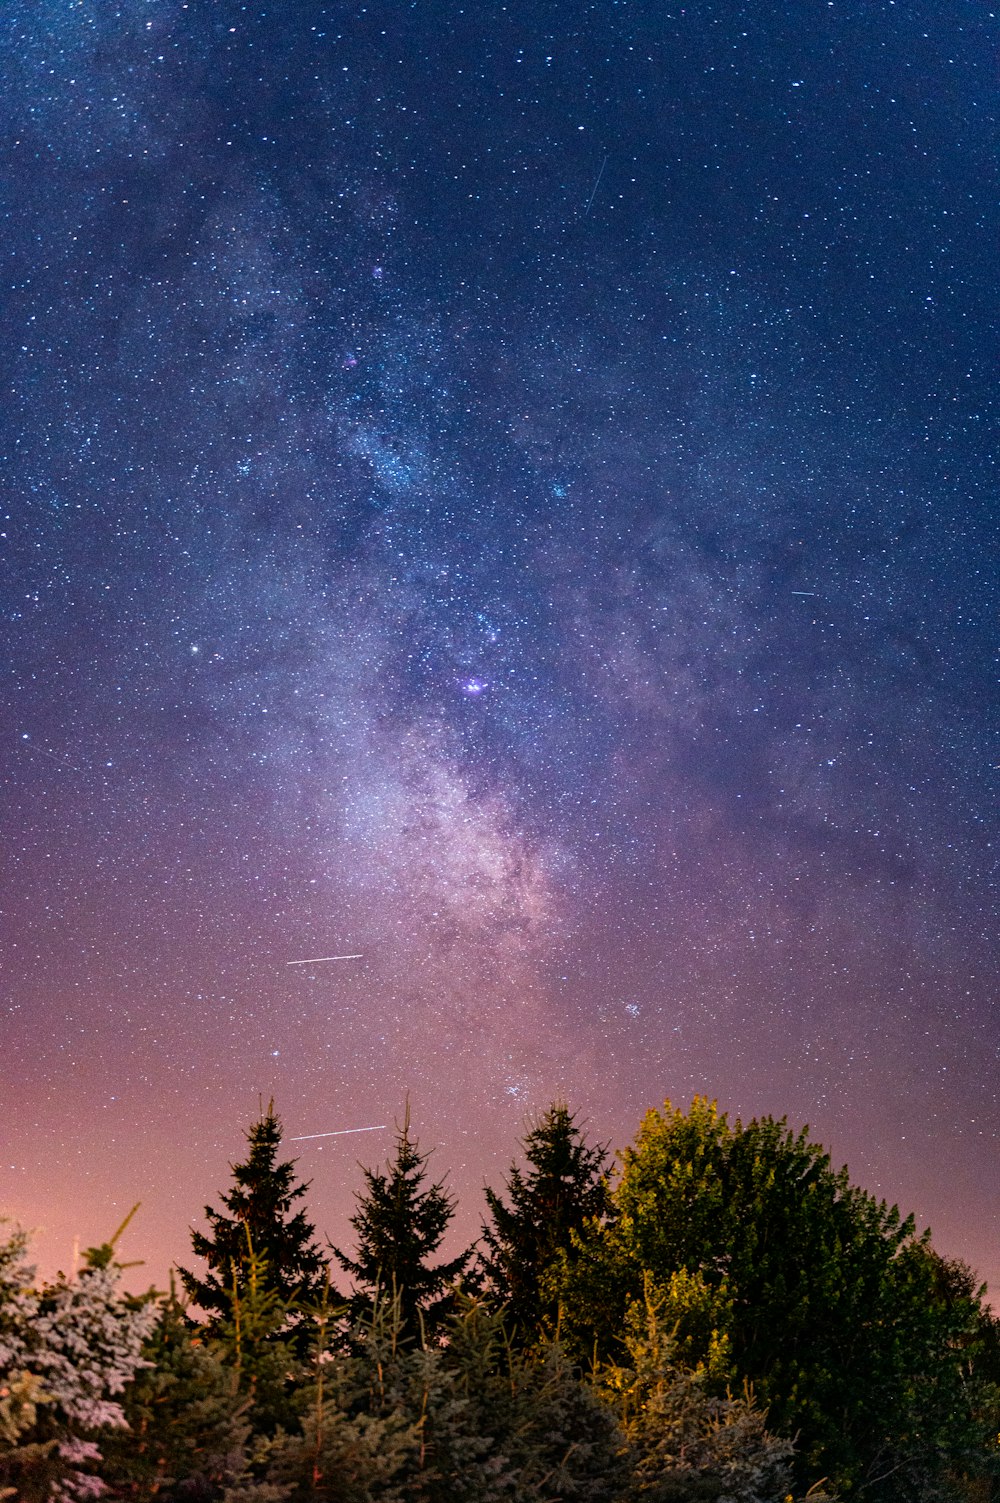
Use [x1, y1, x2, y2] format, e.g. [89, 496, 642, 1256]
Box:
[332, 1105, 475, 1338]
[261, 1287, 423, 1502]
[428, 1300, 623, 1501]
[262, 1293, 622, 1502]
[216, 1236, 309, 1437]
[481, 1102, 610, 1342]
[178, 1101, 328, 1338]
[99, 1276, 254, 1500]
[0, 1213, 156, 1502]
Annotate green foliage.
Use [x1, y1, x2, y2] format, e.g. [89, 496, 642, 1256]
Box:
[600, 1276, 801, 1503]
[549, 1097, 1000, 1503]
[178, 1101, 328, 1340]
[99, 1276, 254, 1500]
[259, 1291, 622, 1501]
[0, 1371, 56, 1503]
[639, 1266, 733, 1381]
[215, 1236, 308, 1437]
[0, 1216, 155, 1502]
[481, 1102, 610, 1343]
[6, 1093, 998, 1503]
[259, 1291, 423, 1501]
[332, 1104, 475, 1339]
[856, 1244, 1000, 1503]
[425, 1299, 623, 1500]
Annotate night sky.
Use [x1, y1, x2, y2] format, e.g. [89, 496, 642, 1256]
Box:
[2, 0, 996, 1295]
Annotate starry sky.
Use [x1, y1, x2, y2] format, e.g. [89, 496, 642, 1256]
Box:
[1, 0, 996, 1294]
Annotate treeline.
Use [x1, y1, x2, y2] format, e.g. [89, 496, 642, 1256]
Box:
[2, 1097, 998, 1502]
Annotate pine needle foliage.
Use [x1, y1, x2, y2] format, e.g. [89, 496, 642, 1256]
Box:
[99, 1275, 253, 1501]
[332, 1104, 475, 1339]
[178, 1101, 327, 1340]
[260, 1289, 423, 1502]
[481, 1102, 610, 1343]
[259, 1292, 623, 1502]
[0, 1214, 155, 1502]
[432, 1300, 623, 1501]
[215, 1236, 306, 1437]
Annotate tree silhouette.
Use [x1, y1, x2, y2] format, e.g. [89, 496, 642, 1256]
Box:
[332, 1103, 475, 1337]
[178, 1099, 327, 1336]
[482, 1101, 610, 1342]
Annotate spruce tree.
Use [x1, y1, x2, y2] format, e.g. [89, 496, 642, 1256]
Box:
[481, 1102, 610, 1342]
[99, 1276, 253, 1500]
[262, 1289, 423, 1501]
[263, 1294, 623, 1501]
[332, 1105, 475, 1338]
[215, 1236, 308, 1436]
[428, 1300, 623, 1501]
[178, 1100, 327, 1337]
[0, 1213, 155, 1502]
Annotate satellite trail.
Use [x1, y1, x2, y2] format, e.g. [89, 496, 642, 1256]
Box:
[286, 953, 364, 966]
[583, 153, 608, 216]
[290, 1125, 387, 1141]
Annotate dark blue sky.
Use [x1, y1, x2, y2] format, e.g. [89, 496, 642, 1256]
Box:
[1, 0, 996, 1291]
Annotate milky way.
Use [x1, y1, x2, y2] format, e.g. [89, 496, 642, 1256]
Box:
[1, 1, 996, 1291]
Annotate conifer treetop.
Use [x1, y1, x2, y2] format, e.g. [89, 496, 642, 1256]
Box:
[332, 1101, 475, 1336]
[481, 1099, 610, 1339]
[177, 1099, 327, 1326]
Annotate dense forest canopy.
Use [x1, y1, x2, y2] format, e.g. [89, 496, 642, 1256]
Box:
[2, 1097, 997, 1502]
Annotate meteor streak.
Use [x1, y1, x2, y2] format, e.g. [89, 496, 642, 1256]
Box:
[290, 1125, 387, 1141]
[286, 954, 364, 966]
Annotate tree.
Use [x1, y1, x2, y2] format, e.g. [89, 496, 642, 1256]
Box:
[858, 1244, 1000, 1503]
[0, 1213, 155, 1502]
[549, 1097, 997, 1501]
[600, 1277, 804, 1503]
[481, 1102, 610, 1343]
[215, 1236, 310, 1438]
[261, 1292, 623, 1502]
[430, 1300, 623, 1502]
[178, 1101, 327, 1337]
[332, 1105, 475, 1338]
[259, 1289, 424, 1502]
[99, 1276, 253, 1500]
